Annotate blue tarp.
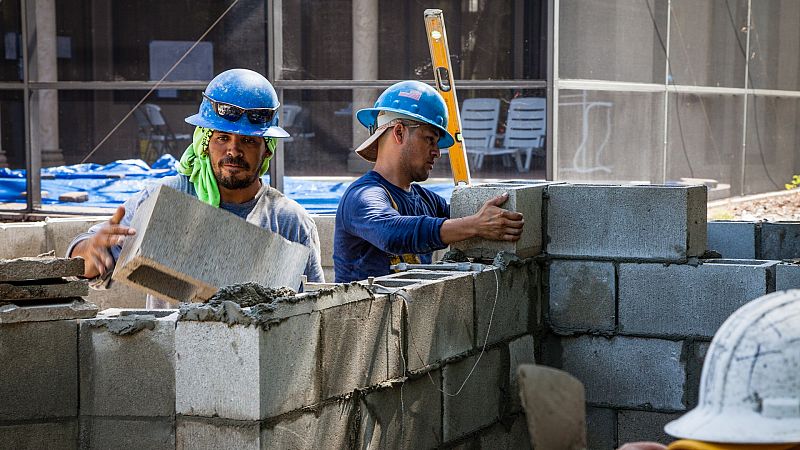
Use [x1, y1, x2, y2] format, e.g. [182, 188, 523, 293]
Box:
[0, 155, 455, 214]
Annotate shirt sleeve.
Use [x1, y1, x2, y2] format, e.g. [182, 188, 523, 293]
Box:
[341, 184, 447, 255]
[303, 222, 325, 283]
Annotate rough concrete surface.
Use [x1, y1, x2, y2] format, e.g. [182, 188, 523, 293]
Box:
[517, 364, 585, 450]
[44, 216, 107, 258]
[0, 298, 98, 323]
[0, 419, 78, 450]
[0, 320, 78, 419]
[80, 417, 174, 450]
[360, 373, 443, 449]
[560, 335, 685, 410]
[0, 256, 84, 282]
[450, 183, 545, 259]
[85, 281, 147, 310]
[548, 260, 615, 331]
[586, 407, 617, 450]
[443, 348, 505, 441]
[776, 263, 800, 290]
[262, 398, 357, 449]
[0, 279, 88, 301]
[508, 335, 537, 412]
[473, 262, 536, 346]
[761, 222, 800, 259]
[706, 221, 758, 259]
[176, 417, 261, 450]
[79, 311, 177, 417]
[0, 222, 47, 259]
[546, 184, 707, 260]
[319, 295, 403, 398]
[618, 260, 776, 337]
[312, 214, 335, 268]
[112, 185, 310, 302]
[617, 410, 681, 444]
[209, 283, 296, 308]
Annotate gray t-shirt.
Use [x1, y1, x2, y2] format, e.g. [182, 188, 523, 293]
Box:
[67, 175, 324, 307]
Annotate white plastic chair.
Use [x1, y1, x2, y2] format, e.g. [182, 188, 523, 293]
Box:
[494, 97, 546, 172]
[460, 98, 512, 170]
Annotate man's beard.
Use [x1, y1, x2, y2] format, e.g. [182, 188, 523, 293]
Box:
[214, 155, 262, 190]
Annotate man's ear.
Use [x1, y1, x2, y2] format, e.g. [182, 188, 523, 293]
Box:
[263, 139, 274, 159]
[392, 123, 405, 144]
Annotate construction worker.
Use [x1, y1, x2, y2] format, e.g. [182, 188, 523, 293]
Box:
[68, 69, 324, 307]
[333, 80, 524, 283]
[618, 289, 800, 450]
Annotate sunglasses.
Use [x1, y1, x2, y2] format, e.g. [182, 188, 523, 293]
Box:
[203, 93, 278, 124]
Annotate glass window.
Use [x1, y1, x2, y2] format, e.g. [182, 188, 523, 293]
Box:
[668, 0, 747, 88]
[743, 95, 800, 195]
[666, 93, 744, 192]
[0, 89, 27, 212]
[557, 89, 664, 182]
[559, 0, 667, 83]
[749, 0, 800, 91]
[0, 1, 22, 82]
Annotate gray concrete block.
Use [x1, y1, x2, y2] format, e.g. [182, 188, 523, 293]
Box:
[312, 214, 335, 268]
[508, 335, 536, 412]
[449, 415, 531, 449]
[0, 298, 98, 323]
[176, 417, 260, 450]
[546, 184, 707, 260]
[175, 312, 320, 420]
[0, 222, 47, 259]
[0, 419, 78, 450]
[548, 260, 615, 331]
[80, 417, 174, 450]
[685, 341, 711, 409]
[473, 263, 537, 347]
[0, 256, 84, 282]
[443, 348, 505, 441]
[560, 336, 685, 410]
[86, 282, 147, 310]
[0, 279, 88, 301]
[761, 222, 800, 259]
[617, 410, 681, 444]
[450, 182, 546, 259]
[0, 320, 78, 419]
[262, 398, 357, 448]
[44, 216, 107, 258]
[320, 295, 402, 398]
[586, 407, 617, 450]
[619, 260, 777, 337]
[776, 263, 800, 290]
[112, 185, 310, 302]
[379, 272, 473, 371]
[360, 372, 442, 449]
[706, 221, 758, 259]
[79, 310, 177, 416]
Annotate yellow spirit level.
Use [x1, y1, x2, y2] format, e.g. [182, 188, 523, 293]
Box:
[424, 8, 471, 186]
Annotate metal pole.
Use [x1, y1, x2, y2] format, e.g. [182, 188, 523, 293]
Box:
[739, 0, 752, 196]
[546, 0, 557, 180]
[267, 0, 285, 192]
[21, 0, 40, 211]
[661, 0, 672, 184]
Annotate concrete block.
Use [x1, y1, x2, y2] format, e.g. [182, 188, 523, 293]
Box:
[0, 419, 78, 449]
[312, 214, 335, 268]
[86, 282, 147, 310]
[79, 310, 177, 416]
[619, 260, 777, 337]
[761, 222, 800, 259]
[112, 185, 310, 302]
[450, 182, 546, 259]
[378, 271, 474, 371]
[706, 221, 758, 259]
[0, 298, 98, 323]
[546, 184, 707, 260]
[443, 348, 504, 441]
[0, 256, 84, 282]
[548, 260, 615, 331]
[0, 320, 78, 419]
[450, 415, 531, 449]
[58, 191, 89, 203]
[776, 263, 800, 291]
[80, 417, 174, 450]
[560, 336, 685, 410]
[44, 216, 107, 258]
[685, 341, 711, 409]
[617, 410, 681, 444]
[0, 222, 47, 259]
[320, 295, 402, 398]
[586, 407, 617, 450]
[176, 417, 260, 450]
[473, 263, 537, 347]
[508, 335, 536, 412]
[360, 371, 442, 449]
[262, 398, 356, 448]
[175, 311, 320, 420]
[0, 279, 88, 301]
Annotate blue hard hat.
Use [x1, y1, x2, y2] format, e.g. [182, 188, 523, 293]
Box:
[357, 80, 455, 149]
[185, 68, 290, 138]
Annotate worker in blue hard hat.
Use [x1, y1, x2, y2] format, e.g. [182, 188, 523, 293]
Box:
[333, 80, 524, 283]
[68, 69, 324, 307]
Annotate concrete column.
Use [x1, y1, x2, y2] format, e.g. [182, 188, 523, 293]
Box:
[348, 0, 379, 173]
[31, 0, 64, 167]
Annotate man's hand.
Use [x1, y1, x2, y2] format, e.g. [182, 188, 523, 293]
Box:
[440, 192, 524, 244]
[71, 206, 136, 279]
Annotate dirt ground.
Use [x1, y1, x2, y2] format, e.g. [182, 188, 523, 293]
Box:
[708, 189, 800, 222]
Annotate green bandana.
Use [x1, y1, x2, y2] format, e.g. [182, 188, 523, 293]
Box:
[177, 127, 276, 207]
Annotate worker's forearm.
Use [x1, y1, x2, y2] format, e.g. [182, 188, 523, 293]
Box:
[439, 216, 478, 244]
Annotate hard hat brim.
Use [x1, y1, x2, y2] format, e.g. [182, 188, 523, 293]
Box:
[357, 107, 455, 149]
[353, 126, 387, 163]
[664, 406, 800, 444]
[185, 114, 290, 138]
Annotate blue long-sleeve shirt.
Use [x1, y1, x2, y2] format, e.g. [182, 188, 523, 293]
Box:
[334, 171, 449, 283]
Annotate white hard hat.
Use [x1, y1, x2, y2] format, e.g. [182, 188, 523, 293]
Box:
[664, 289, 800, 444]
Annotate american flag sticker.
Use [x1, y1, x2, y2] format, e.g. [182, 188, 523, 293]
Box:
[398, 90, 422, 101]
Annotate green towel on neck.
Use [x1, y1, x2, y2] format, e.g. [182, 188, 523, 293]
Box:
[177, 127, 276, 207]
